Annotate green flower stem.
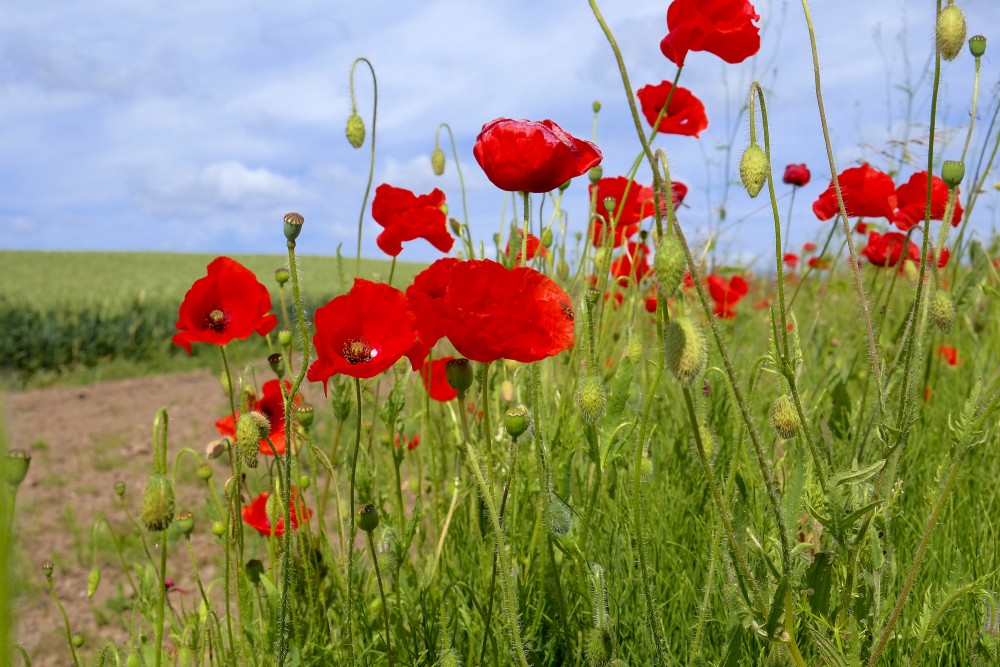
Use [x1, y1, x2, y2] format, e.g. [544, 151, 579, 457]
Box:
[185, 536, 211, 615]
[345, 378, 363, 665]
[350, 57, 378, 278]
[436, 122, 474, 258]
[365, 531, 394, 667]
[520, 192, 530, 268]
[217, 345, 245, 662]
[784, 585, 807, 667]
[456, 388, 530, 667]
[799, 0, 884, 408]
[783, 187, 798, 256]
[154, 527, 168, 667]
[45, 572, 80, 667]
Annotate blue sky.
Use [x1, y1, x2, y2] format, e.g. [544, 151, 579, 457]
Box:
[2, 0, 998, 263]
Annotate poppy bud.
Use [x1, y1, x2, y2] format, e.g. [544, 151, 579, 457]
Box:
[557, 258, 570, 281]
[739, 143, 768, 198]
[627, 336, 643, 364]
[274, 267, 290, 286]
[283, 211, 304, 243]
[664, 317, 707, 386]
[3, 449, 31, 487]
[196, 463, 213, 481]
[278, 329, 293, 347]
[439, 649, 461, 667]
[295, 402, 315, 428]
[577, 375, 607, 425]
[431, 147, 446, 175]
[592, 100, 602, 114]
[346, 112, 366, 148]
[937, 4, 967, 61]
[176, 510, 195, 538]
[696, 424, 716, 460]
[559, 179, 572, 192]
[245, 558, 265, 585]
[769, 395, 800, 440]
[654, 234, 686, 295]
[639, 452, 653, 482]
[114, 481, 126, 497]
[588, 165, 603, 184]
[585, 288, 600, 307]
[584, 627, 614, 666]
[357, 503, 380, 533]
[235, 412, 268, 469]
[941, 160, 965, 188]
[594, 248, 609, 269]
[444, 358, 474, 394]
[504, 405, 530, 439]
[42, 560, 54, 579]
[211, 521, 226, 536]
[541, 228, 554, 248]
[268, 353, 285, 378]
[298, 474, 311, 490]
[140, 474, 175, 532]
[72, 634, 84, 649]
[87, 566, 101, 598]
[205, 437, 229, 460]
[219, 370, 232, 397]
[549, 493, 572, 535]
[449, 218, 463, 236]
[969, 34, 986, 58]
[930, 291, 956, 333]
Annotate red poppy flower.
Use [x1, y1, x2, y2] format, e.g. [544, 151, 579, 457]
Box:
[807, 256, 830, 270]
[637, 81, 709, 137]
[590, 177, 655, 242]
[812, 164, 897, 221]
[604, 290, 624, 307]
[937, 247, 951, 268]
[473, 118, 602, 193]
[242, 487, 312, 537]
[611, 242, 652, 287]
[682, 269, 695, 290]
[783, 253, 800, 269]
[707, 274, 749, 318]
[215, 379, 300, 456]
[505, 228, 547, 261]
[783, 163, 811, 187]
[394, 433, 419, 451]
[861, 231, 920, 268]
[802, 242, 817, 253]
[419, 356, 458, 402]
[936, 344, 963, 366]
[854, 221, 869, 234]
[891, 171, 964, 231]
[407, 259, 574, 364]
[172, 257, 278, 354]
[371, 184, 453, 257]
[659, 0, 761, 67]
[308, 279, 419, 386]
[644, 294, 658, 313]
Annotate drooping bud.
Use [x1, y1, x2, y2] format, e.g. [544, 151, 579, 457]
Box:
[87, 566, 101, 598]
[274, 267, 290, 286]
[654, 234, 686, 295]
[504, 406, 530, 440]
[346, 112, 366, 149]
[431, 147, 446, 176]
[3, 449, 31, 487]
[196, 463, 213, 480]
[576, 374, 607, 425]
[140, 474, 175, 532]
[942, 160, 965, 188]
[219, 369, 232, 397]
[937, 5, 967, 61]
[739, 143, 768, 198]
[769, 395, 800, 440]
[268, 353, 285, 378]
[549, 493, 572, 536]
[205, 437, 229, 460]
[444, 358, 474, 394]
[584, 626, 613, 666]
[283, 211, 304, 243]
[357, 503, 380, 533]
[930, 290, 956, 333]
[664, 317, 708, 386]
[176, 510, 195, 538]
[588, 165, 603, 185]
[449, 218, 463, 236]
[969, 34, 986, 58]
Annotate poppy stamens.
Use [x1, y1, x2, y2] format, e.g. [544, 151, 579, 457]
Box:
[342, 337, 376, 365]
[206, 308, 228, 332]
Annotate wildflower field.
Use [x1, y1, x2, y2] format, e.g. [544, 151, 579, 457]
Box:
[3, 1, 1000, 666]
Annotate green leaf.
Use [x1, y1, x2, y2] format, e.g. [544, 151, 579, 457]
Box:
[764, 575, 789, 640]
[833, 459, 886, 486]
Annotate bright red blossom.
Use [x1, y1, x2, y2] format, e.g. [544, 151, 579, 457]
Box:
[707, 274, 749, 318]
[637, 81, 709, 137]
[505, 228, 547, 261]
[937, 344, 963, 366]
[215, 379, 300, 456]
[861, 231, 920, 269]
[371, 184, 453, 257]
[473, 118, 602, 193]
[812, 164, 897, 221]
[808, 256, 830, 270]
[802, 242, 817, 253]
[783, 253, 800, 269]
[394, 433, 420, 451]
[783, 163, 811, 187]
[172, 257, 277, 354]
[308, 279, 419, 386]
[242, 487, 312, 537]
[611, 242, 652, 287]
[419, 356, 459, 403]
[891, 171, 964, 231]
[659, 0, 761, 67]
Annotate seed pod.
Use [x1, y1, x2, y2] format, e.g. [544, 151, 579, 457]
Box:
[969, 34, 986, 58]
[268, 353, 285, 378]
[654, 234, 686, 295]
[770, 395, 800, 440]
[577, 374, 607, 425]
[941, 160, 965, 188]
[445, 358, 474, 394]
[588, 165, 603, 184]
[140, 474, 175, 532]
[930, 290, 956, 333]
[3, 449, 31, 487]
[274, 267, 290, 286]
[176, 510, 195, 538]
[504, 406, 530, 439]
[937, 5, 967, 61]
[739, 143, 768, 198]
[345, 112, 366, 148]
[431, 147, 446, 176]
[283, 211, 304, 243]
[295, 402, 315, 428]
[357, 503, 380, 533]
[664, 317, 707, 386]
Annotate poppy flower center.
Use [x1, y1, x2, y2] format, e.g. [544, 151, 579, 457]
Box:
[206, 308, 228, 332]
[342, 337, 377, 365]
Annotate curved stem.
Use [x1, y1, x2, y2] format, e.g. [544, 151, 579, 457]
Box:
[436, 122, 474, 258]
[350, 57, 378, 278]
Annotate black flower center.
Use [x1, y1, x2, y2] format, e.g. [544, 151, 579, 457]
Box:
[342, 337, 376, 364]
[206, 308, 228, 332]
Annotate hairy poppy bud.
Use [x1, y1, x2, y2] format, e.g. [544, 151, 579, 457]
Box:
[357, 503, 380, 533]
[175, 510, 195, 538]
[439, 649, 461, 667]
[941, 160, 965, 188]
[3, 449, 31, 487]
[283, 211, 304, 243]
[445, 358, 474, 394]
[211, 521, 226, 537]
[770, 395, 800, 440]
[969, 34, 986, 58]
[588, 165, 603, 185]
[627, 335, 643, 364]
[140, 474, 175, 532]
[930, 291, 956, 333]
[665, 317, 707, 386]
[114, 481, 126, 498]
[431, 147, 446, 176]
[504, 405, 530, 439]
[654, 234, 686, 295]
[219, 370, 232, 397]
[236, 412, 268, 469]
[584, 626, 613, 666]
[695, 424, 716, 460]
[274, 267, 290, 286]
[346, 112, 365, 148]
[937, 5, 967, 61]
[739, 143, 768, 198]
[577, 374, 607, 425]
[541, 227, 554, 248]
[268, 353, 285, 378]
[87, 566, 101, 598]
